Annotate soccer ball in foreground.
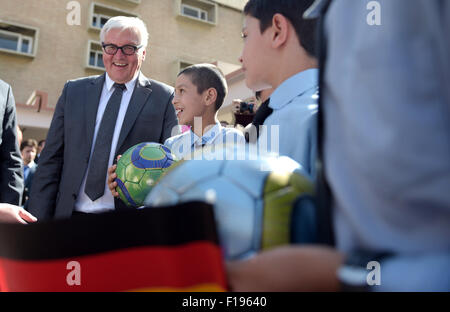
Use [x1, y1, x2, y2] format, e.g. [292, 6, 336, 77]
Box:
[115, 142, 177, 207]
[144, 146, 313, 260]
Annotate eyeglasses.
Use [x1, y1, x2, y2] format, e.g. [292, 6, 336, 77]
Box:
[101, 43, 143, 56]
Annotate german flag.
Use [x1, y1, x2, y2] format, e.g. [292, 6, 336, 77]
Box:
[0, 201, 227, 292]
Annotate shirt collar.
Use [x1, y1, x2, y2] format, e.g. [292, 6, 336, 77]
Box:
[269, 68, 319, 110]
[105, 72, 139, 92]
[25, 161, 35, 169]
[191, 122, 222, 146]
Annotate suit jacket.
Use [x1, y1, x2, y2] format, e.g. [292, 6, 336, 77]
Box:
[27, 73, 178, 220]
[22, 161, 37, 206]
[0, 79, 24, 205]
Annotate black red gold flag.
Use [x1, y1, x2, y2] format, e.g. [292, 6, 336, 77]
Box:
[0, 201, 226, 292]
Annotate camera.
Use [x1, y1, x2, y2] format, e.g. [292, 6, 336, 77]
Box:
[239, 101, 254, 114]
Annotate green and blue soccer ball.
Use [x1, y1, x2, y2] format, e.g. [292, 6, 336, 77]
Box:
[115, 142, 177, 207]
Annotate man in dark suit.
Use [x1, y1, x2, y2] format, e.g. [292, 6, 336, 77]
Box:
[34, 139, 45, 164]
[28, 16, 178, 220]
[0, 79, 23, 206]
[20, 138, 38, 206]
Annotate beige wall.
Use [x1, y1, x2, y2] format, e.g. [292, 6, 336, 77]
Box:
[0, 0, 247, 138]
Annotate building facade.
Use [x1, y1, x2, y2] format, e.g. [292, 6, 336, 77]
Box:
[0, 0, 252, 141]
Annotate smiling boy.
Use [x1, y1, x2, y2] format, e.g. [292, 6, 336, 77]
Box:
[164, 64, 245, 160]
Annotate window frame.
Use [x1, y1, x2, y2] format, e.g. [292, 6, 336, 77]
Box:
[175, 0, 218, 26]
[89, 2, 139, 32]
[181, 3, 209, 22]
[91, 13, 112, 30]
[0, 20, 38, 57]
[86, 40, 105, 71]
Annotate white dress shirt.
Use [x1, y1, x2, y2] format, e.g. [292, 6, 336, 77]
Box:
[75, 73, 138, 213]
[164, 122, 246, 160]
[23, 161, 36, 180]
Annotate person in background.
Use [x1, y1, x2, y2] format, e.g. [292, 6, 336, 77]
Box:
[231, 97, 257, 128]
[20, 139, 38, 206]
[241, 88, 274, 143]
[34, 139, 45, 164]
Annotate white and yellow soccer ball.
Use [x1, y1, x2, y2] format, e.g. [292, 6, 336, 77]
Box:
[144, 145, 313, 260]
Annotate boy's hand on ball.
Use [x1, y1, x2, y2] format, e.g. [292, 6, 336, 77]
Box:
[108, 164, 119, 197]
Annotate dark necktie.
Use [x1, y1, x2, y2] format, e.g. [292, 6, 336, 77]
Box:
[246, 98, 272, 142]
[85, 83, 126, 201]
[308, 0, 335, 246]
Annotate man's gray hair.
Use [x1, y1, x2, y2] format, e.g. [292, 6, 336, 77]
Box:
[100, 16, 149, 49]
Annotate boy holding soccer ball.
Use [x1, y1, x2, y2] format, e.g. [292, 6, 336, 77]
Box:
[107, 63, 245, 198]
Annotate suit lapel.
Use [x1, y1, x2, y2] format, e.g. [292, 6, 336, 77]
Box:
[115, 73, 153, 155]
[85, 74, 105, 152]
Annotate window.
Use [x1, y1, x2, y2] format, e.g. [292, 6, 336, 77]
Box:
[92, 13, 110, 30]
[89, 49, 104, 68]
[87, 41, 105, 70]
[176, 0, 217, 25]
[89, 3, 138, 32]
[179, 60, 194, 72]
[174, 58, 205, 83]
[0, 20, 38, 57]
[181, 4, 208, 21]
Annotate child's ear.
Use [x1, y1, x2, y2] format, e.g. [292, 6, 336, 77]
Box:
[271, 13, 289, 49]
[205, 88, 218, 107]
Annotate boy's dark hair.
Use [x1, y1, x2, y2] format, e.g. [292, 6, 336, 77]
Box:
[178, 63, 228, 111]
[38, 139, 45, 147]
[244, 0, 317, 57]
[20, 138, 38, 152]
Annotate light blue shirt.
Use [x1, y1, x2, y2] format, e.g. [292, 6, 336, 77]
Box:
[323, 0, 450, 291]
[259, 68, 318, 178]
[23, 165, 30, 181]
[164, 122, 246, 160]
[23, 161, 35, 180]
